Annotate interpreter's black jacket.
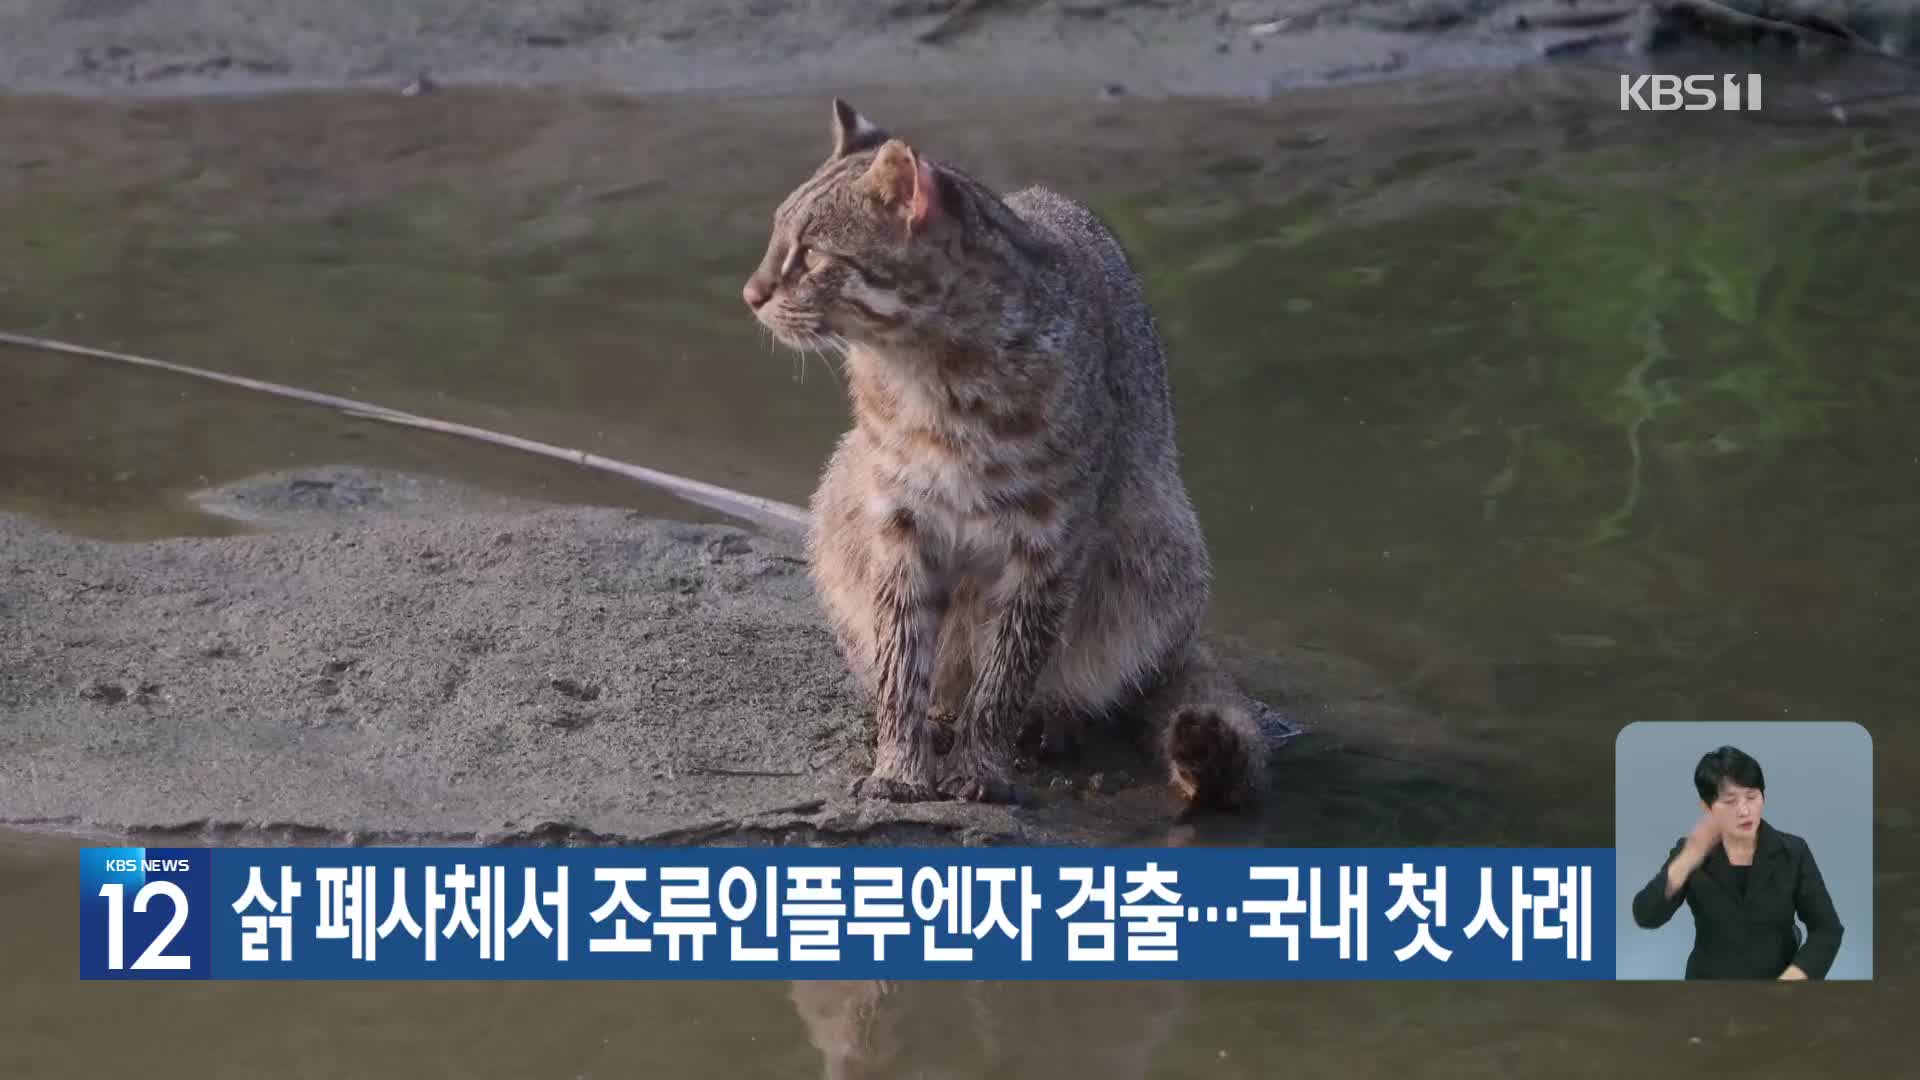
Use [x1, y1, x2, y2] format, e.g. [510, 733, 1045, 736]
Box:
[1631, 820, 1844, 979]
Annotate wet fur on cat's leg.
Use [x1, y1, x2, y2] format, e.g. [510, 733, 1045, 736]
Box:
[848, 510, 947, 803]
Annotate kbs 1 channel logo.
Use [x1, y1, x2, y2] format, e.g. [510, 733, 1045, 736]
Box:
[79, 847, 1619, 982]
[1620, 73, 1763, 112]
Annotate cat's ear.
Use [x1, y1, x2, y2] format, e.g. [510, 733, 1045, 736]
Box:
[861, 140, 942, 235]
[830, 98, 888, 159]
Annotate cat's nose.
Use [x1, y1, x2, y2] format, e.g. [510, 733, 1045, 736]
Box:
[742, 275, 772, 310]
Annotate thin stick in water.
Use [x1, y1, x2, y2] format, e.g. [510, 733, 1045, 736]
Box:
[0, 329, 811, 537]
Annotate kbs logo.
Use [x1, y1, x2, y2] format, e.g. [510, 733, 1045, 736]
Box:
[1619, 74, 1762, 111]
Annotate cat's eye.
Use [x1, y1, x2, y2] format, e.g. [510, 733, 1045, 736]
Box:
[797, 246, 827, 273]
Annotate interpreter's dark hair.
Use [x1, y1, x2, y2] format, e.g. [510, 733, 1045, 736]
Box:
[1694, 745, 1766, 804]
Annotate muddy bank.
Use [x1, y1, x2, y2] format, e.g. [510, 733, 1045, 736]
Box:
[1, 0, 1913, 101]
[1, 466, 1487, 848]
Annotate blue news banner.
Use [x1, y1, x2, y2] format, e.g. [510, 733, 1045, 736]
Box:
[79, 847, 1613, 980]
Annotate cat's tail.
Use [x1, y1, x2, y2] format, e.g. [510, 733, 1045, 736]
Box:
[1151, 641, 1271, 811]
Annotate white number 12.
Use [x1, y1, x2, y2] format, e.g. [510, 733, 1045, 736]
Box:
[98, 882, 191, 971]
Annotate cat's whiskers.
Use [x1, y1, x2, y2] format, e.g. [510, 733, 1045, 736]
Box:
[798, 330, 843, 386]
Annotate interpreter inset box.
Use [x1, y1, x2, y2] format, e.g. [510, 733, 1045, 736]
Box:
[1614, 721, 1872, 981]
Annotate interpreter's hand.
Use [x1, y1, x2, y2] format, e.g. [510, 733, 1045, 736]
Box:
[1665, 811, 1721, 898]
[1681, 811, 1722, 859]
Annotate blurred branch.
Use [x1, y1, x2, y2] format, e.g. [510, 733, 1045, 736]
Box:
[1660, 0, 1879, 51]
[917, 0, 1004, 44]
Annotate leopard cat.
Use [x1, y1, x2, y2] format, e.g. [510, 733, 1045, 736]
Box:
[742, 99, 1268, 810]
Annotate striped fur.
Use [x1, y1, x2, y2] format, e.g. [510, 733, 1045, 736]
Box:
[743, 100, 1267, 810]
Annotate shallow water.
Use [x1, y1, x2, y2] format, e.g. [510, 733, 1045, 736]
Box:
[2, 77, 1918, 1073]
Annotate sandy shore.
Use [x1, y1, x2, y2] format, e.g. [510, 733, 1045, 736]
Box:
[4, 467, 1480, 847]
